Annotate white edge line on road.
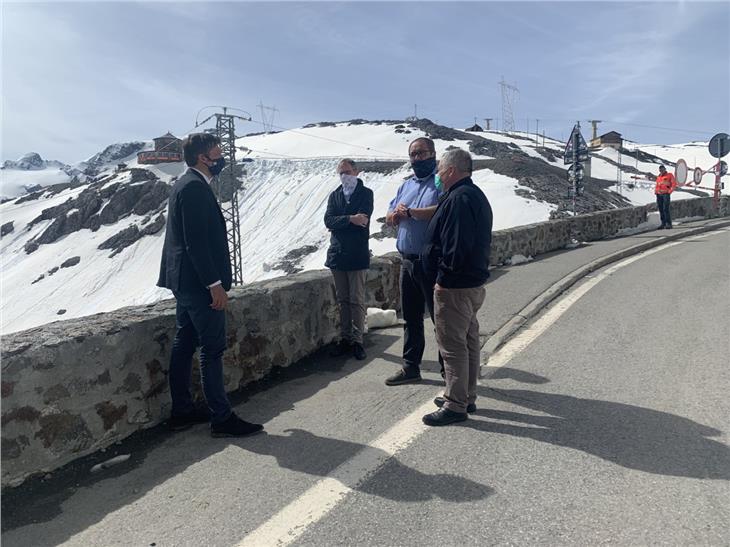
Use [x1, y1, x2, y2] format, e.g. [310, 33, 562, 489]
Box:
[483, 240, 683, 372]
[237, 234, 709, 547]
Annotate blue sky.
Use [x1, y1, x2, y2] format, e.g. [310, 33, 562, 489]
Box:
[2, 1, 728, 163]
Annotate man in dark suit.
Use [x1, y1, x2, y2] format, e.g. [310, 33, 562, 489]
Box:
[324, 158, 374, 361]
[158, 133, 263, 437]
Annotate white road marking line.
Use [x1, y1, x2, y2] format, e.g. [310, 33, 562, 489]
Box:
[483, 241, 682, 373]
[237, 235, 701, 546]
[237, 396, 438, 547]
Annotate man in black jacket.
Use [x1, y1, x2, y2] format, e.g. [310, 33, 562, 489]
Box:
[158, 133, 263, 437]
[420, 149, 493, 426]
[324, 159, 374, 361]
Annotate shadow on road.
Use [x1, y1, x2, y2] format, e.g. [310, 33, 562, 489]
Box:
[241, 428, 493, 502]
[468, 386, 730, 480]
[1, 332, 399, 543]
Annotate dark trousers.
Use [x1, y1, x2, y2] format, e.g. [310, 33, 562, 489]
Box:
[169, 289, 232, 425]
[656, 194, 672, 227]
[400, 256, 444, 373]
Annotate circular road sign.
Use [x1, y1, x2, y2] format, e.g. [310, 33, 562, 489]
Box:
[720, 161, 728, 177]
[675, 159, 688, 185]
[708, 133, 730, 159]
[693, 167, 704, 185]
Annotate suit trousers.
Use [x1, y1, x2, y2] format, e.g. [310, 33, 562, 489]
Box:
[435, 285, 486, 414]
[169, 289, 232, 424]
[331, 269, 367, 344]
[401, 256, 443, 373]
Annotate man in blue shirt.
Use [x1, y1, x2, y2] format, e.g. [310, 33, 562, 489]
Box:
[384, 137, 443, 385]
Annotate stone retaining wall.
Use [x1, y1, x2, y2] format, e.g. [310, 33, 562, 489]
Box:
[2, 196, 727, 487]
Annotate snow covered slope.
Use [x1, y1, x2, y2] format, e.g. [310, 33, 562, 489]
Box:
[1, 120, 724, 334]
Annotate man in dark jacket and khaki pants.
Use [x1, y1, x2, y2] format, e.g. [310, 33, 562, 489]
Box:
[421, 149, 493, 426]
[324, 159, 374, 361]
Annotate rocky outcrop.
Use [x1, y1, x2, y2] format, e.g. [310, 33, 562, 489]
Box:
[267, 244, 320, 274]
[60, 256, 81, 269]
[98, 213, 166, 257]
[1, 221, 14, 237]
[24, 171, 169, 254]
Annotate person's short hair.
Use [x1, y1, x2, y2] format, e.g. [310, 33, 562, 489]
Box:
[337, 158, 357, 172]
[440, 148, 473, 174]
[182, 133, 221, 167]
[409, 137, 436, 154]
[659, 164, 667, 171]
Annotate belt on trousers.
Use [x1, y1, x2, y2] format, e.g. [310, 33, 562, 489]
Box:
[400, 253, 420, 260]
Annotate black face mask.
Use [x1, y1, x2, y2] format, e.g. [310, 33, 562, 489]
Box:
[411, 157, 436, 179]
[206, 155, 226, 176]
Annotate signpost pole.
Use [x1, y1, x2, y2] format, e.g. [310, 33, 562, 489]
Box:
[714, 159, 721, 211]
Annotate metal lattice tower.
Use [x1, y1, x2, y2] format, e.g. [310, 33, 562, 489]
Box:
[499, 77, 519, 132]
[257, 101, 279, 133]
[215, 111, 243, 285]
[196, 106, 251, 286]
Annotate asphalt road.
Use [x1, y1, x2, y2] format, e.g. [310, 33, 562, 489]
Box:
[3, 226, 729, 546]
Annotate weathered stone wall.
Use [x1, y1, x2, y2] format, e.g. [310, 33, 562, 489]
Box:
[1, 196, 727, 487]
[490, 205, 647, 265]
[1, 256, 400, 488]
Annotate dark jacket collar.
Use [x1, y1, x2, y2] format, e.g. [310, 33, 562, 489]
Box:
[446, 176, 473, 194]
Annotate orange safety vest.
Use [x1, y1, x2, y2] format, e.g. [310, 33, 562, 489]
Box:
[655, 172, 677, 195]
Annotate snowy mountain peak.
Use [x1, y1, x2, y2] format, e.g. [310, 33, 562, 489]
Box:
[2, 152, 65, 171]
[82, 142, 149, 173]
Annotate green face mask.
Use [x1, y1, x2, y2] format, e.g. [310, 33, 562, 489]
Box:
[434, 174, 444, 192]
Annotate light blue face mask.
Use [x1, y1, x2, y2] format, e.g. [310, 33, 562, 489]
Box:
[434, 174, 444, 192]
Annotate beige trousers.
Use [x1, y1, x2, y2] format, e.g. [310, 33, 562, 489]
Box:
[434, 285, 486, 413]
[331, 269, 367, 344]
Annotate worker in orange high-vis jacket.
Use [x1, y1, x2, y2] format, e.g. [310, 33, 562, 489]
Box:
[655, 165, 677, 229]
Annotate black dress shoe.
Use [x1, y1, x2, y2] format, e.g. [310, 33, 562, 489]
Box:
[657, 225, 666, 230]
[385, 368, 422, 386]
[422, 408, 468, 426]
[168, 407, 211, 431]
[329, 340, 352, 357]
[666, 224, 672, 229]
[211, 414, 264, 438]
[434, 396, 476, 414]
[352, 342, 367, 361]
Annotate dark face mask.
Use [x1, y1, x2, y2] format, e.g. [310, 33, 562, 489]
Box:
[411, 157, 436, 179]
[206, 155, 226, 176]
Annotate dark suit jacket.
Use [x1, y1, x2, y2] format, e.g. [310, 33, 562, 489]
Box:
[324, 180, 374, 271]
[157, 168, 232, 293]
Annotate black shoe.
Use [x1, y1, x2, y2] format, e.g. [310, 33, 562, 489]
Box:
[168, 407, 211, 431]
[422, 408, 468, 426]
[434, 396, 476, 414]
[385, 368, 422, 386]
[657, 225, 666, 230]
[211, 414, 264, 438]
[352, 342, 366, 361]
[666, 224, 672, 229]
[329, 339, 352, 357]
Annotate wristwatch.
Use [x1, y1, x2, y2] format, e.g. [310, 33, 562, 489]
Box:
[406, 207, 413, 218]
